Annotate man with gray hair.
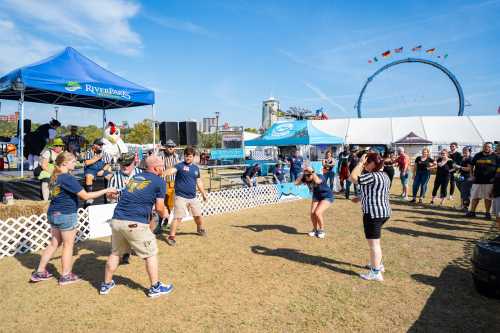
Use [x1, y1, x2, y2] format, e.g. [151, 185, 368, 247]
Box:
[100, 155, 173, 297]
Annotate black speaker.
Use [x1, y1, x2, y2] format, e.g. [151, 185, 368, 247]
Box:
[159, 122, 179, 145]
[179, 121, 198, 146]
[17, 118, 31, 136]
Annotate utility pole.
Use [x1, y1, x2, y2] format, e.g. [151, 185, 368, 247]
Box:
[215, 111, 220, 148]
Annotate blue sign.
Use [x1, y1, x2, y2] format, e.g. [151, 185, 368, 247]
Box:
[210, 148, 244, 160]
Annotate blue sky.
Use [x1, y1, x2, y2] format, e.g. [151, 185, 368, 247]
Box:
[0, 0, 499, 128]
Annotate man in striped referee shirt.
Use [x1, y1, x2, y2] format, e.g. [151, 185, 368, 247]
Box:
[160, 140, 179, 212]
[83, 139, 113, 207]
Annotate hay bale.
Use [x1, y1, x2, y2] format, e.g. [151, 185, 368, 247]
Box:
[0, 200, 49, 220]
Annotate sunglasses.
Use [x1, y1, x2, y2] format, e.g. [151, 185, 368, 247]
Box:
[304, 173, 313, 177]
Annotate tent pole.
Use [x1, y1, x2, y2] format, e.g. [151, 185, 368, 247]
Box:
[151, 105, 156, 153]
[19, 91, 25, 177]
[102, 109, 107, 135]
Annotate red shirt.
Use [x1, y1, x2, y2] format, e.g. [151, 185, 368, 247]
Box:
[397, 154, 410, 172]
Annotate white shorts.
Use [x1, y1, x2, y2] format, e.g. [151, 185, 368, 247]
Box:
[470, 184, 493, 200]
[173, 196, 202, 219]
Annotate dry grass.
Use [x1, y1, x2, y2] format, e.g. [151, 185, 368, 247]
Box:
[0, 180, 499, 332]
[0, 200, 49, 220]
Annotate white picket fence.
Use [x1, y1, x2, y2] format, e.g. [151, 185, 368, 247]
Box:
[0, 184, 300, 258]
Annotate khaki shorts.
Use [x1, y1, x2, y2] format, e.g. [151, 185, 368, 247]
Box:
[173, 196, 202, 219]
[110, 219, 158, 259]
[470, 184, 493, 200]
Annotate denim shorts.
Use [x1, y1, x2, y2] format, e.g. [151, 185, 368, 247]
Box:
[48, 212, 78, 231]
[400, 172, 409, 186]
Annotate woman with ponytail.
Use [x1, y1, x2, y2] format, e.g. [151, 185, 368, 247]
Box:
[31, 152, 117, 285]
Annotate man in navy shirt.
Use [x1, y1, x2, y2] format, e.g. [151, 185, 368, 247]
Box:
[287, 150, 304, 182]
[164, 147, 208, 246]
[100, 155, 173, 298]
[242, 163, 260, 187]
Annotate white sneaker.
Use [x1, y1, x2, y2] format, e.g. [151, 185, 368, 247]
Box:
[308, 230, 317, 237]
[365, 264, 385, 273]
[360, 269, 384, 281]
[316, 230, 326, 239]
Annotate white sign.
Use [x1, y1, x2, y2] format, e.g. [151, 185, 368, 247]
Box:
[87, 203, 116, 239]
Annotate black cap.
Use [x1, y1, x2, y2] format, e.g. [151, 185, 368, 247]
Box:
[93, 138, 104, 146]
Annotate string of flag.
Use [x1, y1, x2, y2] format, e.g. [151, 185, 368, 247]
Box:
[368, 45, 448, 64]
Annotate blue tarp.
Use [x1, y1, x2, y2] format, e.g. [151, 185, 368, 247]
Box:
[245, 120, 344, 146]
[0, 47, 154, 109]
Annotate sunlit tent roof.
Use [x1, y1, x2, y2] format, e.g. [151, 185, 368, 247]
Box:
[394, 131, 433, 145]
[0, 47, 154, 109]
[245, 120, 344, 146]
[300, 116, 499, 145]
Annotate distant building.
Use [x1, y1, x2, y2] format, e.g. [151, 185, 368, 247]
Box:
[262, 97, 279, 130]
[202, 117, 217, 134]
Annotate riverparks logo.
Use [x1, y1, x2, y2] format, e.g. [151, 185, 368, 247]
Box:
[270, 123, 294, 137]
[85, 84, 131, 100]
[64, 81, 81, 92]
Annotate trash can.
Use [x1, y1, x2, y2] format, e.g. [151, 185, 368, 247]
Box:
[471, 238, 500, 299]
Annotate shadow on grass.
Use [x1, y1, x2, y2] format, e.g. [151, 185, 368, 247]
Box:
[413, 219, 491, 234]
[250, 245, 363, 276]
[233, 224, 307, 235]
[409, 240, 500, 332]
[385, 226, 474, 242]
[16, 239, 145, 293]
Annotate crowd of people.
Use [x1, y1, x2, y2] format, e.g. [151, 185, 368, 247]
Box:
[24, 131, 499, 296]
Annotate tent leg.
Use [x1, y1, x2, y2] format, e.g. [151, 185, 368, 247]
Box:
[19, 91, 25, 177]
[102, 109, 107, 135]
[151, 105, 156, 153]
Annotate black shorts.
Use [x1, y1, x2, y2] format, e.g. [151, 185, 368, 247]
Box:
[363, 214, 389, 239]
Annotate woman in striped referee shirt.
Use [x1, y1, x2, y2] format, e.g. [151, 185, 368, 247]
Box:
[349, 152, 391, 282]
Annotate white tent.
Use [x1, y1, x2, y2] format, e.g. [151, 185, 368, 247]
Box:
[314, 115, 499, 145]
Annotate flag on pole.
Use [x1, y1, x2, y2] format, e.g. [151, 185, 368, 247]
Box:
[382, 50, 391, 58]
[373, 57, 378, 62]
[394, 46, 404, 53]
[444, 54, 448, 59]
[368, 59, 373, 64]
[426, 48, 436, 54]
[412, 45, 422, 52]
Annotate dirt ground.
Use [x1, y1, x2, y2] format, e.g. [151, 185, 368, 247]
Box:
[0, 181, 499, 332]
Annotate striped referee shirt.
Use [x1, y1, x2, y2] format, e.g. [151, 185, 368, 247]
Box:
[358, 171, 391, 218]
[161, 153, 179, 182]
[85, 149, 113, 164]
[108, 167, 143, 201]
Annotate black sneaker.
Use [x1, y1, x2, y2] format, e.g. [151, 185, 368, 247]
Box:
[465, 211, 476, 218]
[120, 253, 130, 265]
[410, 199, 416, 203]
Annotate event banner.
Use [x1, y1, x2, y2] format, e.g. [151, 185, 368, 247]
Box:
[210, 148, 245, 160]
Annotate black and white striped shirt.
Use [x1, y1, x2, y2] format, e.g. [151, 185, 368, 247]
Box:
[358, 171, 391, 218]
[161, 153, 179, 182]
[108, 167, 143, 201]
[85, 149, 113, 164]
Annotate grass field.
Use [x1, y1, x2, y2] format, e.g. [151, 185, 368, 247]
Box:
[0, 180, 499, 332]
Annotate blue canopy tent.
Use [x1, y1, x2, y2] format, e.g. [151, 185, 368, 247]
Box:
[245, 120, 344, 146]
[0, 47, 155, 176]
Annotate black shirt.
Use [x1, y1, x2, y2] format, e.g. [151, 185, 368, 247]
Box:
[415, 156, 434, 173]
[436, 158, 454, 178]
[459, 157, 473, 179]
[471, 152, 497, 184]
[448, 151, 463, 166]
[348, 154, 359, 172]
[493, 155, 500, 198]
[243, 165, 259, 178]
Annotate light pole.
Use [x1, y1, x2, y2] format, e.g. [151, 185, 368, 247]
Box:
[54, 106, 59, 121]
[214, 111, 220, 148]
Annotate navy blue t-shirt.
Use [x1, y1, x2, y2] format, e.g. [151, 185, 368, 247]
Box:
[113, 172, 166, 224]
[174, 162, 200, 199]
[48, 173, 83, 215]
[274, 166, 285, 182]
[288, 156, 304, 174]
[308, 174, 334, 201]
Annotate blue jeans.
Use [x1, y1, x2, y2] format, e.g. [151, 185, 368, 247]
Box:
[48, 212, 78, 231]
[412, 171, 431, 199]
[345, 180, 358, 199]
[290, 171, 300, 182]
[323, 171, 335, 191]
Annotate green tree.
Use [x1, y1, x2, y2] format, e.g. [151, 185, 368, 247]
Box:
[124, 119, 158, 144]
[198, 132, 218, 148]
[244, 128, 259, 134]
